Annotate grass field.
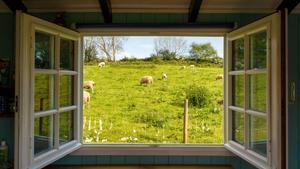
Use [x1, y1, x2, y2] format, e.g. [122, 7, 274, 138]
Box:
[83, 62, 224, 144]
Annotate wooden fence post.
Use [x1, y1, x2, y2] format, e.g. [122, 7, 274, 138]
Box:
[183, 99, 188, 144]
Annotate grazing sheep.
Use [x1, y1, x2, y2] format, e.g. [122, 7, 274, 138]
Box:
[98, 62, 105, 68]
[162, 73, 167, 80]
[140, 76, 153, 85]
[84, 80, 96, 93]
[189, 65, 195, 69]
[83, 91, 90, 107]
[180, 66, 186, 69]
[216, 74, 223, 80]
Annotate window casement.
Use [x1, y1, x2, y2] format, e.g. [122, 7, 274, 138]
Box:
[16, 12, 82, 169]
[225, 13, 282, 169]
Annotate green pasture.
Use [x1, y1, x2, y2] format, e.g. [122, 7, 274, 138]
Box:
[83, 62, 224, 144]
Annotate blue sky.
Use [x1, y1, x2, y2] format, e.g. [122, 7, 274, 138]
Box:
[117, 36, 224, 60]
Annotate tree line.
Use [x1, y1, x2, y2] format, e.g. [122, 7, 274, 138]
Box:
[84, 36, 223, 64]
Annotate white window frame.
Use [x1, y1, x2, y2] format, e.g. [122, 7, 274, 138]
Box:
[15, 12, 82, 169]
[72, 27, 234, 156]
[224, 13, 282, 169]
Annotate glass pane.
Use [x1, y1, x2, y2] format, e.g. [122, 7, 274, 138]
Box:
[35, 32, 55, 69]
[249, 74, 267, 112]
[60, 38, 75, 70]
[232, 111, 244, 145]
[249, 31, 267, 69]
[249, 115, 267, 157]
[60, 76, 74, 107]
[34, 116, 54, 156]
[59, 111, 74, 145]
[232, 38, 244, 70]
[34, 74, 55, 112]
[232, 75, 244, 107]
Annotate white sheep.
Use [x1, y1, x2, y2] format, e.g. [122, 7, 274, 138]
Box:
[162, 73, 167, 80]
[189, 65, 195, 69]
[83, 80, 96, 93]
[83, 91, 90, 107]
[98, 62, 105, 68]
[216, 74, 223, 80]
[180, 66, 186, 69]
[140, 76, 153, 85]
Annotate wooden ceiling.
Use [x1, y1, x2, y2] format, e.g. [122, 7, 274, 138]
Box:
[0, 0, 288, 13]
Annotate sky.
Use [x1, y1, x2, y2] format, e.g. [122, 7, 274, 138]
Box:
[117, 36, 224, 60]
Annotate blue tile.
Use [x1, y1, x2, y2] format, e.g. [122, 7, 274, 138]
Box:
[139, 156, 154, 165]
[154, 156, 169, 165]
[210, 156, 230, 164]
[97, 155, 111, 165]
[183, 156, 198, 164]
[110, 156, 125, 164]
[169, 156, 183, 164]
[54, 155, 82, 165]
[82, 156, 97, 165]
[197, 156, 211, 164]
[228, 156, 239, 169]
[125, 156, 140, 164]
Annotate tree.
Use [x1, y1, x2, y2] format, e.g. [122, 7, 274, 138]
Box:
[189, 43, 218, 60]
[156, 49, 177, 60]
[85, 36, 127, 62]
[154, 37, 187, 57]
[84, 37, 98, 62]
[84, 44, 98, 62]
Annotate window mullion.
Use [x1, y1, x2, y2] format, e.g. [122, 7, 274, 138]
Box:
[74, 39, 80, 141]
[229, 106, 244, 112]
[266, 24, 272, 164]
[54, 35, 60, 149]
[244, 35, 250, 150]
[229, 70, 244, 75]
[227, 40, 233, 142]
[30, 28, 36, 162]
[34, 109, 58, 118]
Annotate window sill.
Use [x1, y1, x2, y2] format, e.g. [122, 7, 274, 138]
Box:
[71, 144, 233, 156]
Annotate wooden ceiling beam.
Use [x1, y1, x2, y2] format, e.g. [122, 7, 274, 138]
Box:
[188, 0, 203, 23]
[2, 0, 27, 13]
[277, 0, 300, 13]
[98, 0, 112, 23]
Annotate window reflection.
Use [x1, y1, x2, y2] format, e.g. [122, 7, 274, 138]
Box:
[35, 32, 55, 69]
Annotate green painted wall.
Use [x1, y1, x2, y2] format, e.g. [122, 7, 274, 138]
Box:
[288, 14, 300, 169]
[0, 13, 15, 161]
[0, 12, 273, 169]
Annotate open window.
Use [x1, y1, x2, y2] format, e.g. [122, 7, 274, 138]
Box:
[15, 10, 284, 169]
[225, 13, 282, 169]
[15, 12, 82, 169]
